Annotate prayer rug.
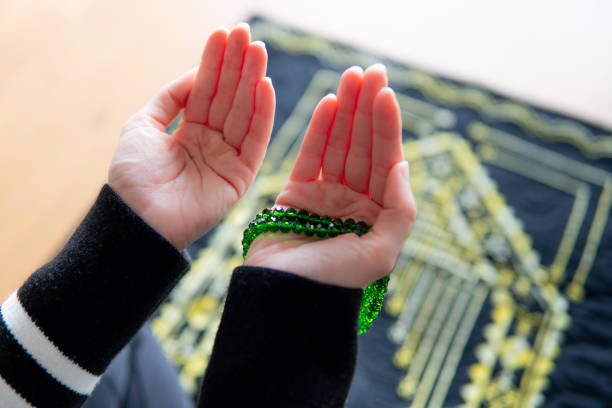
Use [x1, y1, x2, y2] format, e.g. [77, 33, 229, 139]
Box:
[153, 17, 612, 407]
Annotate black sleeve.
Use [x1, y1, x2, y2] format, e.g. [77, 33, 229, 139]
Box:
[197, 265, 363, 408]
[0, 185, 190, 408]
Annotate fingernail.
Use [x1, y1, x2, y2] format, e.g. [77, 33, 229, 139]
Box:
[382, 86, 394, 95]
[264, 76, 272, 85]
[252, 40, 266, 49]
[379, 87, 398, 104]
[236, 22, 250, 30]
[346, 65, 364, 75]
[369, 63, 386, 73]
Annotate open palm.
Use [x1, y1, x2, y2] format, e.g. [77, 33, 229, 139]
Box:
[109, 24, 275, 250]
[245, 65, 416, 289]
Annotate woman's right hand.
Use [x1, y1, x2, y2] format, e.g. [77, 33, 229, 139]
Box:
[244, 64, 416, 289]
[108, 23, 275, 251]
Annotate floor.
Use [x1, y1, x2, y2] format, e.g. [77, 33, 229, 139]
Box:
[1, 0, 610, 300]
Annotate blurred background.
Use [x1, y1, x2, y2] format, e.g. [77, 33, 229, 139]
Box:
[1, 0, 611, 300]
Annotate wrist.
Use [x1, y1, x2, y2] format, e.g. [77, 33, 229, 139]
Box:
[106, 183, 189, 251]
[243, 234, 311, 274]
[243, 233, 364, 289]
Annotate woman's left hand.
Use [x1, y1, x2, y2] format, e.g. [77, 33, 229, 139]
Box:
[245, 64, 416, 288]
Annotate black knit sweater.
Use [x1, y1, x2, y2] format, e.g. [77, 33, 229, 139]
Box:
[0, 185, 363, 407]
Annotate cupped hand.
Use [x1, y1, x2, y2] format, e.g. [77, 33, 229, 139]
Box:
[109, 23, 275, 250]
[245, 65, 416, 289]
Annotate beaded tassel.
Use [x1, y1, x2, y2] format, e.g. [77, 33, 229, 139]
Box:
[242, 207, 389, 334]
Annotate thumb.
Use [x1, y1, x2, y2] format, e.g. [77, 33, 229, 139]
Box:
[137, 67, 197, 131]
[364, 161, 417, 275]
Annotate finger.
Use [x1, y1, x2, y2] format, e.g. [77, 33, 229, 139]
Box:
[207, 23, 251, 131]
[344, 64, 388, 193]
[290, 94, 338, 182]
[364, 161, 417, 279]
[139, 67, 197, 131]
[183, 28, 228, 124]
[224, 41, 268, 147]
[322, 66, 363, 182]
[369, 87, 403, 205]
[239, 77, 275, 172]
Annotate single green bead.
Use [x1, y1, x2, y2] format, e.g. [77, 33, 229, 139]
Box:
[355, 221, 368, 236]
[343, 218, 356, 232]
[286, 208, 298, 219]
[256, 223, 268, 234]
[304, 223, 315, 236]
[292, 223, 305, 234]
[297, 209, 310, 220]
[319, 216, 332, 236]
[309, 213, 320, 223]
[261, 208, 272, 219]
[267, 217, 280, 232]
[273, 207, 285, 218]
[315, 223, 328, 238]
[297, 216, 308, 227]
[280, 221, 292, 232]
[328, 218, 343, 237]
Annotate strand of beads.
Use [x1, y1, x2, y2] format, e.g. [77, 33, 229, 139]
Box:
[241, 207, 370, 258]
[241, 207, 389, 335]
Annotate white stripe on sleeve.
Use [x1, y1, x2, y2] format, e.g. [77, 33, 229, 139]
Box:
[0, 292, 101, 395]
[0, 374, 35, 408]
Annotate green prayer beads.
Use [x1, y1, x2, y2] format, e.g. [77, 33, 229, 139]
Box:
[241, 207, 389, 335]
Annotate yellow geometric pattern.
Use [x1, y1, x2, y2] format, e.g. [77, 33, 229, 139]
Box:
[394, 134, 570, 407]
[466, 122, 612, 303]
